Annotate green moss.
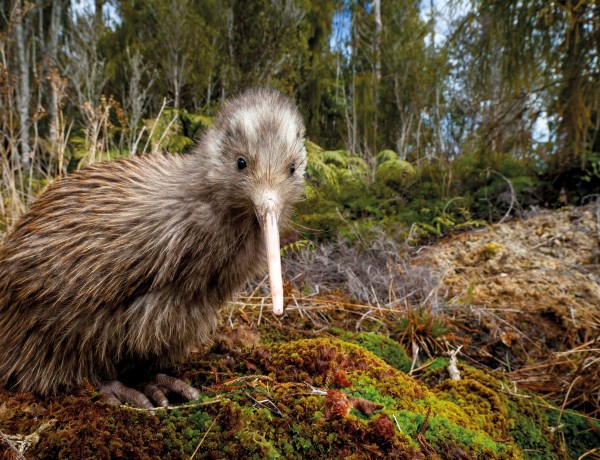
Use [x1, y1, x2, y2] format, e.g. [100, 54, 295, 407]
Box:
[257, 338, 520, 458]
[375, 149, 399, 164]
[426, 357, 450, 371]
[426, 415, 505, 454]
[1, 334, 595, 459]
[509, 405, 556, 460]
[420, 362, 600, 460]
[375, 158, 416, 187]
[333, 330, 412, 372]
[544, 408, 600, 460]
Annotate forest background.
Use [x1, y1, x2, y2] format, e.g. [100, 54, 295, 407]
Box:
[1, 0, 599, 240]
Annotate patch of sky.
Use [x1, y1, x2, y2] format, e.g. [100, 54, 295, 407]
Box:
[330, 4, 352, 56]
[71, 0, 121, 29]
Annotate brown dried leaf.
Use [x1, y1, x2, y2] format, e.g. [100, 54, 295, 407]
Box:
[349, 396, 383, 415]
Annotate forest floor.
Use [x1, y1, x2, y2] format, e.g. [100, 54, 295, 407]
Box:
[0, 205, 599, 459]
[421, 204, 600, 415]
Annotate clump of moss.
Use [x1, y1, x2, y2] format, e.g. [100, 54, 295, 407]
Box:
[420, 361, 600, 459]
[544, 408, 600, 460]
[30, 398, 187, 459]
[1, 334, 597, 459]
[332, 330, 412, 372]
[256, 338, 522, 458]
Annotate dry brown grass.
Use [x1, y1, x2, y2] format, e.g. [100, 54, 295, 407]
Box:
[420, 204, 600, 415]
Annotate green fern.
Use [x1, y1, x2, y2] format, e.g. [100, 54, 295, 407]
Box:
[280, 239, 314, 256]
[320, 149, 349, 167]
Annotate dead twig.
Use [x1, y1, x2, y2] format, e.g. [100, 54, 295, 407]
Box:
[409, 342, 420, 375]
[489, 170, 517, 224]
[122, 396, 225, 412]
[0, 428, 26, 460]
[555, 376, 581, 429]
[446, 345, 463, 381]
[578, 446, 600, 460]
[0, 420, 56, 458]
[189, 413, 219, 460]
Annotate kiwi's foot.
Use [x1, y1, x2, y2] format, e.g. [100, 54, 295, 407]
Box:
[100, 374, 199, 408]
[144, 373, 200, 407]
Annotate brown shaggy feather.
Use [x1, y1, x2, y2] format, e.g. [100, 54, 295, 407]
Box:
[0, 88, 306, 395]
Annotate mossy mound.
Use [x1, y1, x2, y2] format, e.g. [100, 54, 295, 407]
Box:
[419, 361, 600, 460]
[255, 338, 519, 458]
[375, 157, 416, 188]
[0, 335, 597, 459]
[333, 330, 413, 373]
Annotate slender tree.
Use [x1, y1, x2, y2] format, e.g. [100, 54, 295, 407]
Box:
[14, 1, 31, 166]
[464, 0, 600, 169]
[46, 0, 64, 149]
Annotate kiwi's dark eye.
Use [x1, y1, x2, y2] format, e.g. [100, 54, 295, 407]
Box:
[289, 162, 296, 176]
[237, 157, 247, 170]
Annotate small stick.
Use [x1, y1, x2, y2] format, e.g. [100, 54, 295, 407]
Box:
[257, 297, 264, 325]
[0, 429, 26, 460]
[189, 414, 219, 460]
[554, 376, 580, 429]
[446, 345, 463, 381]
[122, 397, 224, 412]
[409, 342, 420, 375]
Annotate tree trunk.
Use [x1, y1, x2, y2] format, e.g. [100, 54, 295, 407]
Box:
[48, 0, 62, 150]
[94, 0, 104, 30]
[429, 0, 445, 156]
[373, 0, 381, 84]
[556, 3, 587, 168]
[173, 67, 181, 109]
[373, 0, 381, 153]
[15, 6, 31, 167]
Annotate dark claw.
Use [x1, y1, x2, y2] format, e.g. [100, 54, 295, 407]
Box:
[149, 373, 199, 402]
[100, 380, 154, 409]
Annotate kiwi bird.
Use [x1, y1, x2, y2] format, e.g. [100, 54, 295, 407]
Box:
[0, 88, 306, 408]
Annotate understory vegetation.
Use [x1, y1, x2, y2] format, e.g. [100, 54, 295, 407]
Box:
[2, 0, 600, 235]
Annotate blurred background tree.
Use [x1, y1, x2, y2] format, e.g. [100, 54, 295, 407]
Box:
[1, 0, 598, 235]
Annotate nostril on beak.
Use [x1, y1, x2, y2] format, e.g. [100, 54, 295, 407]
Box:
[262, 189, 279, 208]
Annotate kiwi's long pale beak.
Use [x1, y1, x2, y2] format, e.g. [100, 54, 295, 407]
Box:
[259, 190, 284, 315]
